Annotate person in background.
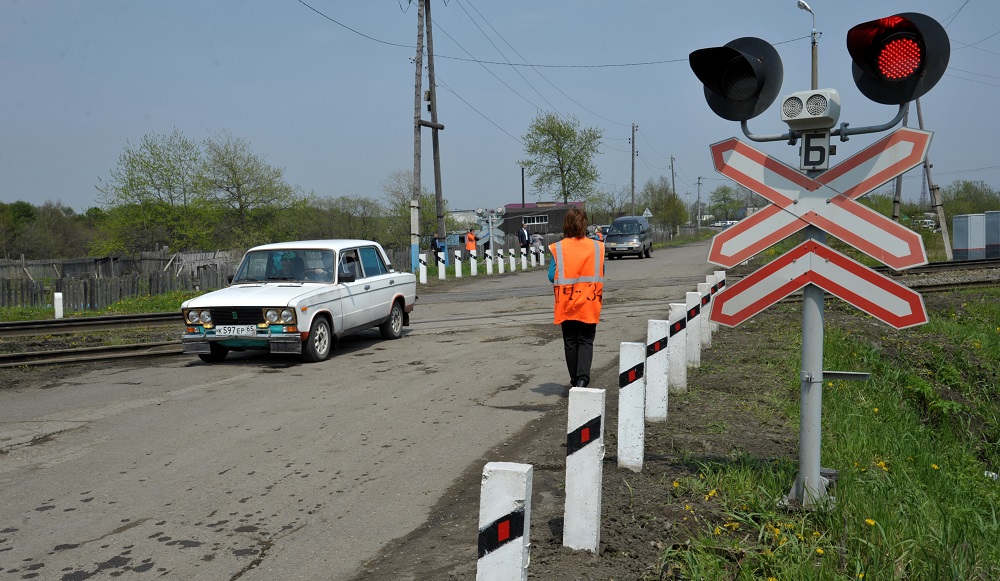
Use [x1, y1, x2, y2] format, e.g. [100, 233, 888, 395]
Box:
[595, 227, 604, 241]
[430, 233, 442, 265]
[465, 228, 477, 261]
[547, 209, 604, 388]
[518, 223, 530, 254]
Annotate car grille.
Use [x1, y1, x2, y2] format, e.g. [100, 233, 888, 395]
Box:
[209, 307, 264, 326]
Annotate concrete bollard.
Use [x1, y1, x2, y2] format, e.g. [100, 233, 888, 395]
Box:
[563, 387, 605, 553]
[437, 251, 446, 281]
[706, 274, 719, 334]
[470, 250, 478, 277]
[521, 248, 528, 270]
[419, 254, 428, 285]
[645, 319, 669, 422]
[455, 251, 463, 279]
[618, 342, 646, 472]
[667, 303, 688, 393]
[508, 249, 516, 272]
[487, 249, 495, 275]
[529, 248, 537, 268]
[477, 462, 532, 581]
[685, 291, 702, 368]
[713, 271, 726, 333]
[54, 292, 64, 319]
[539, 248, 545, 267]
[498, 250, 505, 274]
[697, 282, 712, 349]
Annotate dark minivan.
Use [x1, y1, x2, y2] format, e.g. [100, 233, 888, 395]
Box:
[604, 215, 652, 259]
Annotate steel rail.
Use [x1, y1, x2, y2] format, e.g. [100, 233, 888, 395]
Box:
[0, 312, 179, 338]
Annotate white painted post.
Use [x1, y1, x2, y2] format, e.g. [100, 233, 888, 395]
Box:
[539, 246, 545, 267]
[520, 248, 528, 270]
[645, 319, 669, 422]
[477, 462, 532, 581]
[713, 270, 727, 334]
[486, 248, 495, 275]
[470, 250, 478, 277]
[529, 248, 537, 268]
[685, 291, 702, 368]
[667, 303, 688, 393]
[54, 292, 64, 319]
[438, 252, 446, 281]
[618, 342, 646, 472]
[455, 251, 463, 279]
[419, 254, 428, 285]
[563, 387, 605, 553]
[498, 249, 505, 274]
[697, 282, 712, 349]
[706, 275, 719, 335]
[508, 248, 516, 272]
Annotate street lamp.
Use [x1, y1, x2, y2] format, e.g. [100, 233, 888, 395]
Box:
[797, 0, 819, 90]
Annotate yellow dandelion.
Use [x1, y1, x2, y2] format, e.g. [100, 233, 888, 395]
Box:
[865, 518, 876, 526]
[873, 407, 879, 413]
[932, 464, 940, 470]
[858, 574, 865, 579]
[827, 381, 833, 387]
[673, 480, 679, 488]
[816, 548, 824, 555]
[813, 531, 821, 537]
[714, 526, 721, 535]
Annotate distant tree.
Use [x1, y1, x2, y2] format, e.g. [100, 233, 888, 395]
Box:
[296, 194, 385, 241]
[199, 130, 296, 248]
[638, 176, 688, 233]
[520, 113, 602, 203]
[0, 201, 36, 259]
[380, 170, 449, 250]
[95, 128, 210, 254]
[941, 180, 999, 220]
[586, 186, 631, 225]
[708, 185, 743, 222]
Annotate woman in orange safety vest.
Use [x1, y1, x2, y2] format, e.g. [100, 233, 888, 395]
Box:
[465, 228, 477, 259]
[548, 208, 604, 388]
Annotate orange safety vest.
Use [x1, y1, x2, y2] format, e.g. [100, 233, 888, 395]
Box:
[466, 232, 477, 251]
[596, 231, 604, 241]
[549, 237, 604, 325]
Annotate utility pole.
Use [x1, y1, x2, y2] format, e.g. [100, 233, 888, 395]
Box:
[409, 0, 425, 270]
[670, 156, 677, 199]
[631, 123, 637, 215]
[696, 176, 702, 232]
[891, 103, 910, 222]
[916, 98, 952, 260]
[520, 164, 525, 208]
[424, 0, 446, 240]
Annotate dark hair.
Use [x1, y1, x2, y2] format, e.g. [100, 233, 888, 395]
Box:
[563, 208, 588, 238]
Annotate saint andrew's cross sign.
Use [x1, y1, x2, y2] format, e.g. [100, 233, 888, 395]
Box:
[708, 127, 932, 330]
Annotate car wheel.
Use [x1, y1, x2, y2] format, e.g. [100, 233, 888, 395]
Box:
[379, 301, 404, 340]
[198, 343, 229, 363]
[302, 317, 332, 362]
[644, 244, 652, 258]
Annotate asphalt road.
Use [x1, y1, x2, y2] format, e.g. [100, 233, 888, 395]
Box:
[0, 240, 718, 580]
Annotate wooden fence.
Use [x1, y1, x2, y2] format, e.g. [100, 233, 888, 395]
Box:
[0, 267, 233, 312]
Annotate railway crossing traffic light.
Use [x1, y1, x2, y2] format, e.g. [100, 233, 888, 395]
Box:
[846, 12, 950, 105]
[688, 37, 784, 122]
[689, 13, 948, 120]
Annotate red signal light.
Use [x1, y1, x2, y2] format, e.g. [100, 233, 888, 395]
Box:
[847, 12, 949, 105]
[878, 36, 922, 80]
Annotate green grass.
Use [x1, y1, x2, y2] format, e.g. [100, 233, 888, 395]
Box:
[661, 287, 1000, 580]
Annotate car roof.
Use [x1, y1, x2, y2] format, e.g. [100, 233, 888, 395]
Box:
[246, 239, 380, 253]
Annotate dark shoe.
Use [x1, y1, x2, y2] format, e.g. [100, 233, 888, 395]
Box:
[575, 379, 588, 387]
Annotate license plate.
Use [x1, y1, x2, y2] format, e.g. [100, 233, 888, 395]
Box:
[215, 325, 257, 336]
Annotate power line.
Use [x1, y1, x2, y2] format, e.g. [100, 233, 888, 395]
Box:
[436, 74, 524, 145]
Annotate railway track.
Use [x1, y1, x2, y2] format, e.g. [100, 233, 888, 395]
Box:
[0, 273, 995, 368]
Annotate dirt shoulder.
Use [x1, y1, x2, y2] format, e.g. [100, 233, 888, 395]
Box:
[349, 300, 806, 581]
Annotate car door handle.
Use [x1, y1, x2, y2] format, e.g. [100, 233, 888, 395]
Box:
[364, 285, 371, 291]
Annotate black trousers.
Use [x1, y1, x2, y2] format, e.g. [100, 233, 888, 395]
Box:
[561, 320, 597, 387]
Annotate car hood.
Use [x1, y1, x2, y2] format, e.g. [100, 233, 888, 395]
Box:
[182, 283, 322, 308]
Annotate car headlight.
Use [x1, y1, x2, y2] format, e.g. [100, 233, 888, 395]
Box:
[185, 310, 211, 324]
[264, 308, 296, 324]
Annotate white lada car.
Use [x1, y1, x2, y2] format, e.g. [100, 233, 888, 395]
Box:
[181, 240, 416, 363]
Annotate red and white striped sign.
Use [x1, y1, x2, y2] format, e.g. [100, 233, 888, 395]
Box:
[708, 128, 931, 270]
[711, 240, 928, 329]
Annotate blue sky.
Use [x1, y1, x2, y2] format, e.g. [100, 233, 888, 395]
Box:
[2, 0, 997, 214]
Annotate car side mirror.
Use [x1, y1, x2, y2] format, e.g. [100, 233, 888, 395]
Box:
[339, 271, 355, 283]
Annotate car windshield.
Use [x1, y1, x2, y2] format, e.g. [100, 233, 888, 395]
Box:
[608, 222, 640, 236]
[231, 249, 335, 283]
